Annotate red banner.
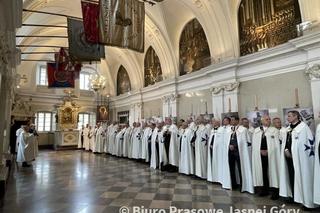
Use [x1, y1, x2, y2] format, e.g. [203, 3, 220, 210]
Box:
[81, 0, 100, 43]
[47, 63, 75, 88]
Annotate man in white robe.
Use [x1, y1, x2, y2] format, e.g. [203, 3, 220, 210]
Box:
[222, 116, 254, 193]
[150, 122, 162, 169]
[128, 122, 136, 159]
[109, 122, 118, 155]
[141, 122, 153, 162]
[315, 123, 320, 205]
[89, 125, 96, 151]
[16, 126, 24, 153]
[115, 125, 126, 156]
[122, 123, 132, 157]
[279, 110, 317, 209]
[78, 125, 85, 149]
[241, 118, 254, 161]
[207, 119, 220, 182]
[168, 119, 179, 169]
[104, 122, 113, 153]
[17, 126, 35, 167]
[83, 124, 90, 151]
[29, 124, 39, 159]
[131, 122, 142, 159]
[194, 116, 210, 179]
[252, 115, 281, 200]
[212, 117, 231, 185]
[179, 120, 197, 175]
[94, 123, 105, 153]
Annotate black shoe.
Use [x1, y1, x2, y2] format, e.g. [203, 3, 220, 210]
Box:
[22, 162, 31, 167]
[259, 191, 269, 197]
[301, 206, 313, 211]
[270, 194, 279, 200]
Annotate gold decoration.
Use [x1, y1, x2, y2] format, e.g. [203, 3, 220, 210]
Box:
[56, 97, 80, 130]
[238, 0, 302, 56]
[179, 19, 211, 76]
[144, 47, 163, 87]
[117, 65, 131, 95]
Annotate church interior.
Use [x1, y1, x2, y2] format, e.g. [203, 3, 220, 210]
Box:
[0, 0, 320, 212]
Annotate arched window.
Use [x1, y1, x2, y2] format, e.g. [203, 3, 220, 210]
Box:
[144, 47, 163, 87]
[179, 18, 211, 76]
[117, 65, 131, 96]
[238, 0, 302, 56]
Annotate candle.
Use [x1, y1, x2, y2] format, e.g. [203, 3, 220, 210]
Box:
[191, 104, 193, 115]
[228, 98, 231, 112]
[295, 88, 299, 108]
[205, 101, 208, 114]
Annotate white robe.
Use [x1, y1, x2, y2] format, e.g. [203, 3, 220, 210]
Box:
[104, 125, 112, 153]
[314, 124, 320, 205]
[17, 132, 35, 163]
[150, 127, 160, 169]
[83, 127, 90, 151]
[168, 124, 179, 166]
[16, 128, 24, 153]
[89, 128, 96, 151]
[109, 125, 118, 155]
[132, 127, 142, 159]
[221, 126, 254, 193]
[115, 128, 126, 156]
[159, 127, 168, 168]
[279, 122, 316, 208]
[212, 126, 229, 184]
[195, 124, 210, 179]
[179, 123, 196, 175]
[141, 127, 152, 161]
[94, 126, 105, 153]
[252, 126, 281, 188]
[78, 128, 84, 149]
[122, 127, 132, 157]
[207, 127, 218, 182]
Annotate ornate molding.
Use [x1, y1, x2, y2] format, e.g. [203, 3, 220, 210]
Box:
[306, 64, 320, 80]
[210, 82, 240, 95]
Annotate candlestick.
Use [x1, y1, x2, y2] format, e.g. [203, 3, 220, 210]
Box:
[228, 98, 231, 113]
[295, 88, 300, 108]
[205, 101, 208, 114]
[254, 95, 258, 111]
[191, 104, 193, 116]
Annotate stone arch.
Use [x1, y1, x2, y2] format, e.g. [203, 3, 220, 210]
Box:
[179, 18, 211, 76]
[144, 46, 163, 87]
[238, 0, 302, 56]
[116, 65, 131, 96]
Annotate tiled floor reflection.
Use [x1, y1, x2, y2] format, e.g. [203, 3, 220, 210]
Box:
[1, 150, 318, 213]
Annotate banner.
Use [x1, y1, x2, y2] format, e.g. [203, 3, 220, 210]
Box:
[47, 63, 75, 88]
[99, 0, 145, 53]
[67, 18, 105, 62]
[81, 0, 100, 43]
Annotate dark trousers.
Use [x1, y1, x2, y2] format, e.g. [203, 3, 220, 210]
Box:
[148, 142, 152, 163]
[261, 155, 269, 192]
[285, 156, 295, 197]
[228, 150, 242, 189]
[155, 142, 159, 169]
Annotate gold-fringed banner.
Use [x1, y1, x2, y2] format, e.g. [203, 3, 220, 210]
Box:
[99, 0, 145, 53]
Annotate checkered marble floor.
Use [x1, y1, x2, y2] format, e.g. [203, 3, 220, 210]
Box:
[1, 150, 318, 213]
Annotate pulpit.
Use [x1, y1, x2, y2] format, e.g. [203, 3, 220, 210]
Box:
[54, 96, 80, 150]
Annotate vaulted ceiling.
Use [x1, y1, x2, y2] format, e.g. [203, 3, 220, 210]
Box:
[17, 0, 320, 95]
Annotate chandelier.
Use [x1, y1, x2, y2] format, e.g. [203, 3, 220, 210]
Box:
[89, 74, 106, 92]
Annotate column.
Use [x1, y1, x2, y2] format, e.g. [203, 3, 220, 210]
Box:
[162, 96, 170, 118]
[210, 82, 240, 119]
[169, 94, 178, 118]
[306, 64, 320, 125]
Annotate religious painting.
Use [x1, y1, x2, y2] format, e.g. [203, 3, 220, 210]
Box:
[62, 107, 73, 124]
[117, 65, 131, 95]
[179, 19, 211, 76]
[246, 109, 269, 128]
[57, 98, 80, 130]
[283, 107, 315, 132]
[144, 47, 163, 87]
[118, 111, 129, 124]
[97, 105, 109, 122]
[238, 0, 302, 56]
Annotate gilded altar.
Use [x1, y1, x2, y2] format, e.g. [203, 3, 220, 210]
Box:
[56, 97, 80, 130]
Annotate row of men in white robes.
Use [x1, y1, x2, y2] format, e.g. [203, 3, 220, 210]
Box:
[77, 111, 320, 209]
[16, 124, 38, 167]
